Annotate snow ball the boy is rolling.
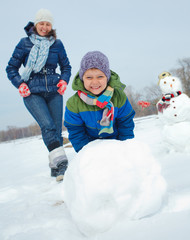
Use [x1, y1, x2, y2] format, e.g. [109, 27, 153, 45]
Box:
[63, 139, 167, 236]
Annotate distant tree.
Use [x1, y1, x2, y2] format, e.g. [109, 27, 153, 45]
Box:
[171, 58, 190, 96]
[0, 131, 6, 142]
[124, 86, 143, 117]
[0, 122, 69, 143]
[124, 84, 161, 117]
[142, 84, 162, 116]
[143, 84, 161, 105]
[28, 123, 41, 136]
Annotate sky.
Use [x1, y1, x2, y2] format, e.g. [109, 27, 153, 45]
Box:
[1, 0, 190, 130]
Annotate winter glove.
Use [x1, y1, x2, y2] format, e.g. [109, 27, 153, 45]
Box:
[57, 80, 67, 95]
[18, 83, 31, 97]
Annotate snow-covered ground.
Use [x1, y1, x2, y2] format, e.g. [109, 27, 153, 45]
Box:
[0, 115, 190, 240]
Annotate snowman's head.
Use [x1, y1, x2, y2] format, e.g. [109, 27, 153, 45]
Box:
[158, 73, 183, 94]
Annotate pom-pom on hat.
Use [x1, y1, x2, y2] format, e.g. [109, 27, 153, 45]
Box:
[34, 9, 53, 26]
[79, 51, 111, 81]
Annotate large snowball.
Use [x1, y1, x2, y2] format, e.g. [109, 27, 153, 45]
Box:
[63, 139, 166, 236]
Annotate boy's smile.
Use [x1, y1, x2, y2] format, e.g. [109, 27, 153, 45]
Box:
[82, 68, 108, 95]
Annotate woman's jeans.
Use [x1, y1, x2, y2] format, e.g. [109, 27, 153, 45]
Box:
[23, 92, 63, 151]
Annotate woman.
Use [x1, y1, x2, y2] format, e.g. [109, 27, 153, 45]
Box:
[6, 9, 71, 182]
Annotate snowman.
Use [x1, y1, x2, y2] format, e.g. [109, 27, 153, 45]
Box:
[157, 71, 190, 152]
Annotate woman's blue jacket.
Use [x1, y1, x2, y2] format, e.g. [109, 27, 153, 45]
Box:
[6, 22, 71, 93]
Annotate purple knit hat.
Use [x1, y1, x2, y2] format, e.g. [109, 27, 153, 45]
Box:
[79, 51, 111, 81]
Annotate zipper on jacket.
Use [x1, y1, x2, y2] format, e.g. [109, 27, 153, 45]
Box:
[43, 68, 49, 92]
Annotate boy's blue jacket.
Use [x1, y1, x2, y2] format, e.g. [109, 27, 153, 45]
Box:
[6, 22, 71, 93]
[64, 71, 135, 152]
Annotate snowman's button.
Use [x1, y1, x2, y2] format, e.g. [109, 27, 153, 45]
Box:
[172, 100, 175, 103]
[174, 114, 177, 117]
[173, 106, 176, 109]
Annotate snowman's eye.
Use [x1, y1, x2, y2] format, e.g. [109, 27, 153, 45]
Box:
[172, 79, 175, 82]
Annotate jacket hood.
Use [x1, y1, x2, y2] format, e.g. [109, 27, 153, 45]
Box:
[72, 70, 126, 95]
[24, 22, 35, 36]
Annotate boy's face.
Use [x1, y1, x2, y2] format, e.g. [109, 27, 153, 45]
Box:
[82, 68, 108, 95]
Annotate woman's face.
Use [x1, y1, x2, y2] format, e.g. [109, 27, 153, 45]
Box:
[35, 21, 52, 36]
[82, 68, 108, 95]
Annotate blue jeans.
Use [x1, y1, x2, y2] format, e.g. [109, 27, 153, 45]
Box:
[23, 92, 63, 150]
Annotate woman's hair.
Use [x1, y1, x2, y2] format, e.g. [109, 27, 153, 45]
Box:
[33, 26, 57, 39]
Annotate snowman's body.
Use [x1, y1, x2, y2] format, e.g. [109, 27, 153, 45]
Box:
[157, 74, 190, 152]
[157, 93, 190, 124]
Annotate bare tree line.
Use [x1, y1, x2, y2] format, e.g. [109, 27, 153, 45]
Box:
[0, 123, 41, 143]
[171, 58, 190, 96]
[0, 122, 68, 143]
[1, 58, 190, 143]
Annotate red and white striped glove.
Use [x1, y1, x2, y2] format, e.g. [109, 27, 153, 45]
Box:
[18, 83, 31, 97]
[57, 80, 67, 95]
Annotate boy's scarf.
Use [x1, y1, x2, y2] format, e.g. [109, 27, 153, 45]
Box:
[21, 34, 55, 81]
[78, 86, 114, 135]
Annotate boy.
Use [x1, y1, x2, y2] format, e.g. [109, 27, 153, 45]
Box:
[64, 51, 135, 152]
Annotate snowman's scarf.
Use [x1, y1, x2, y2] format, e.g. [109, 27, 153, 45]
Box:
[78, 86, 114, 135]
[161, 91, 182, 102]
[157, 91, 182, 113]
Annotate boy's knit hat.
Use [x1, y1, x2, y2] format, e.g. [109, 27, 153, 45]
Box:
[34, 9, 53, 26]
[79, 51, 111, 81]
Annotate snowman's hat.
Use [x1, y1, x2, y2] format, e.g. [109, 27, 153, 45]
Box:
[158, 71, 171, 85]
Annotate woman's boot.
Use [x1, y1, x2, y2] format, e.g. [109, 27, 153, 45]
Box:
[48, 146, 68, 182]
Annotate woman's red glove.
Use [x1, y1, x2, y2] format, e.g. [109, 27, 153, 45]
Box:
[57, 80, 67, 95]
[19, 83, 31, 97]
